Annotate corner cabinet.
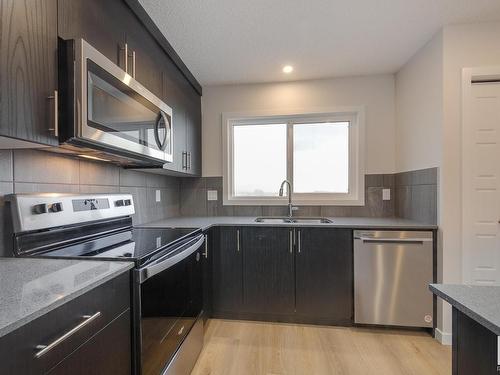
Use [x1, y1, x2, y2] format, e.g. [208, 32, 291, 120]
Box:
[0, 0, 59, 146]
[211, 226, 354, 325]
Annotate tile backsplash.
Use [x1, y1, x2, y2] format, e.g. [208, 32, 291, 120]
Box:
[179, 168, 438, 225]
[0, 149, 181, 257]
[180, 174, 397, 218]
[395, 167, 438, 225]
[0, 148, 438, 258]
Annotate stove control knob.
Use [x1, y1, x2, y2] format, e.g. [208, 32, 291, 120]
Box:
[48, 202, 63, 213]
[124, 199, 131, 206]
[33, 204, 48, 214]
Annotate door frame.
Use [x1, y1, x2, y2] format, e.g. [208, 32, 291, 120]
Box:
[461, 66, 500, 284]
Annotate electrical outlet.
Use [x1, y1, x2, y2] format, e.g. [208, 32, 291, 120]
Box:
[155, 190, 161, 202]
[382, 188, 391, 201]
[207, 190, 218, 201]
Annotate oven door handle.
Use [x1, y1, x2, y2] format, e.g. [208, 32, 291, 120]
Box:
[138, 235, 204, 283]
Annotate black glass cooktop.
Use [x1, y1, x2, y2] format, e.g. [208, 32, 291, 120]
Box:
[43, 227, 201, 265]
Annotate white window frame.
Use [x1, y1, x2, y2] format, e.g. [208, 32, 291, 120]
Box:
[222, 107, 365, 206]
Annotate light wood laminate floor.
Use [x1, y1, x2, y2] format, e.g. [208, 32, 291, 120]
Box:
[191, 319, 451, 375]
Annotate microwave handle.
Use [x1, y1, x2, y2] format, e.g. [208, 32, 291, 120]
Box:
[154, 111, 168, 150]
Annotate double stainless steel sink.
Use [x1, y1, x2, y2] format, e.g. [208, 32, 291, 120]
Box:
[254, 217, 333, 224]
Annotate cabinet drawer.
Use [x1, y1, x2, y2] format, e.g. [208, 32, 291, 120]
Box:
[0, 272, 130, 374]
[47, 310, 131, 375]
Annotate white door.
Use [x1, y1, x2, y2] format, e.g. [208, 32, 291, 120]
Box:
[462, 68, 500, 285]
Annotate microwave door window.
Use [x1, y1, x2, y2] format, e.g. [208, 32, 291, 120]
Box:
[87, 70, 162, 152]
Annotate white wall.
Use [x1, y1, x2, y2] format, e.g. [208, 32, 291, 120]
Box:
[395, 32, 443, 173]
[394, 21, 500, 344]
[202, 75, 396, 176]
[439, 20, 500, 340]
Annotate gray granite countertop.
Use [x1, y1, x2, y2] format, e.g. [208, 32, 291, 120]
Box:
[430, 284, 500, 336]
[139, 216, 437, 231]
[0, 258, 133, 338]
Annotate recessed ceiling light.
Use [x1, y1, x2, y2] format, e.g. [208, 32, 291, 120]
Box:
[282, 65, 293, 74]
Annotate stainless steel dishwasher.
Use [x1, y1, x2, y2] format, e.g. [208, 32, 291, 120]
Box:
[353, 230, 434, 328]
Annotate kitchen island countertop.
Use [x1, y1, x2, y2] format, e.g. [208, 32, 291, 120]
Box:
[430, 283, 500, 336]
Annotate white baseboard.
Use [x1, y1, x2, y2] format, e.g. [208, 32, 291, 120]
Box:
[435, 328, 452, 345]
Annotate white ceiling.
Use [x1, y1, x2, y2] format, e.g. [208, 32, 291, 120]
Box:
[140, 0, 500, 86]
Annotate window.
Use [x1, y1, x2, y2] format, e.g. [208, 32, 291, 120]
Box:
[223, 109, 365, 206]
[233, 123, 287, 196]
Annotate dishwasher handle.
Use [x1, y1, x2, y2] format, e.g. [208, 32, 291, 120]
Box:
[356, 236, 432, 244]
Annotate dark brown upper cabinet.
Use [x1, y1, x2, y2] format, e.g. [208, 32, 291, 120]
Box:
[58, 0, 202, 175]
[58, 0, 162, 98]
[0, 0, 59, 146]
[0, 0, 202, 170]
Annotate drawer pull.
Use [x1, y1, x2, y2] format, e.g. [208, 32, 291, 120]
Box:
[34, 311, 101, 358]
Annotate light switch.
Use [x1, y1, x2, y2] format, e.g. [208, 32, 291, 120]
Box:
[382, 188, 391, 201]
[155, 190, 161, 202]
[207, 190, 218, 201]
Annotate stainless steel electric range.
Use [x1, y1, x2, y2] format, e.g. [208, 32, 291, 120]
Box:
[7, 193, 205, 375]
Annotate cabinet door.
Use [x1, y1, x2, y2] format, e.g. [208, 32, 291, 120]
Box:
[185, 89, 202, 176]
[47, 311, 131, 375]
[295, 228, 353, 324]
[0, 0, 58, 145]
[242, 227, 295, 315]
[125, 17, 162, 98]
[58, 0, 126, 67]
[162, 64, 187, 173]
[212, 227, 243, 314]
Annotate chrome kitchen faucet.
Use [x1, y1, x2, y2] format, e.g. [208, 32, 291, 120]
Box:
[279, 180, 298, 218]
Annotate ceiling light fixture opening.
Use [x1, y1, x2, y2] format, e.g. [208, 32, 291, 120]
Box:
[282, 65, 294, 74]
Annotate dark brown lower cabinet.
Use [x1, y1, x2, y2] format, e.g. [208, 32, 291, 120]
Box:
[212, 227, 243, 315]
[242, 227, 295, 316]
[0, 272, 131, 375]
[48, 310, 131, 375]
[295, 228, 353, 325]
[211, 226, 354, 325]
[452, 307, 498, 375]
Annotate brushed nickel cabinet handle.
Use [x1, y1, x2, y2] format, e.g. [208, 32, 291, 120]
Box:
[124, 43, 129, 74]
[48, 90, 58, 137]
[35, 311, 101, 358]
[236, 229, 240, 252]
[297, 230, 301, 253]
[131, 49, 136, 78]
[181, 152, 186, 170]
[289, 230, 293, 254]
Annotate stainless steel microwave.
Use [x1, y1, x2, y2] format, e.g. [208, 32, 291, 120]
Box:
[57, 39, 173, 166]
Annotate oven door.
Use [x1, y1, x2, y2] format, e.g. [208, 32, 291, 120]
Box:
[137, 235, 204, 375]
[75, 39, 173, 163]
